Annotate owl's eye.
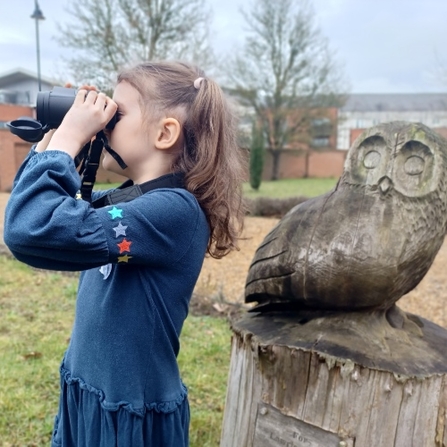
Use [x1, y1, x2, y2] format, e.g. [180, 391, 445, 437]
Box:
[404, 155, 425, 175]
[363, 150, 381, 169]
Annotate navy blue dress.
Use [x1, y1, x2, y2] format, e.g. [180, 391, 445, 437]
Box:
[4, 149, 210, 446]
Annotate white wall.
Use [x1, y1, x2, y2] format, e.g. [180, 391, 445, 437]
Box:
[0, 78, 54, 106]
[337, 110, 447, 150]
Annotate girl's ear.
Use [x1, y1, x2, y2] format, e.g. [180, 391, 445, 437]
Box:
[155, 117, 182, 150]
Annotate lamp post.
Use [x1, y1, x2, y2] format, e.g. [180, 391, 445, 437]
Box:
[31, 0, 45, 91]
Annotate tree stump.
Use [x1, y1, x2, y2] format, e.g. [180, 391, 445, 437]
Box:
[220, 307, 447, 446]
[220, 123, 447, 446]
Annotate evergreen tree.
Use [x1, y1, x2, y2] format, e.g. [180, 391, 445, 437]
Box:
[249, 122, 265, 190]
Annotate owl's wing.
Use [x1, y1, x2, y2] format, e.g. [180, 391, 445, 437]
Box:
[245, 190, 337, 312]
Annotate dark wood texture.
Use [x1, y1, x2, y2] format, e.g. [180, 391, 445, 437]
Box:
[246, 122, 447, 311]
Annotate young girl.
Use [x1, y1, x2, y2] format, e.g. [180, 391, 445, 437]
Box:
[4, 61, 245, 446]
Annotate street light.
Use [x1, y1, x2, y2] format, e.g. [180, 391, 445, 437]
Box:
[31, 0, 45, 91]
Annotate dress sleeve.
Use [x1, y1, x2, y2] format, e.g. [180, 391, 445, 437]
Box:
[4, 150, 206, 271]
[12, 146, 39, 189]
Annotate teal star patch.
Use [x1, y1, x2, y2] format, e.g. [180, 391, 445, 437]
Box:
[108, 206, 123, 220]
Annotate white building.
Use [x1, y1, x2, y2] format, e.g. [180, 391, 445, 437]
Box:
[0, 68, 56, 106]
[337, 93, 447, 150]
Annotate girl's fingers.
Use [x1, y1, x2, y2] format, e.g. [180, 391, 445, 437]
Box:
[69, 89, 115, 128]
[74, 89, 110, 108]
[79, 84, 97, 91]
[104, 98, 118, 119]
[94, 92, 107, 110]
[74, 88, 88, 104]
[84, 90, 98, 105]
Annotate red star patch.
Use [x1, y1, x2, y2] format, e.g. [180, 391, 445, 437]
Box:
[117, 238, 132, 254]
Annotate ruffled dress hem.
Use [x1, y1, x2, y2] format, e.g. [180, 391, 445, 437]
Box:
[60, 366, 188, 416]
[52, 368, 190, 447]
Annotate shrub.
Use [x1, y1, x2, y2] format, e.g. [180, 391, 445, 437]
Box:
[244, 196, 309, 218]
[249, 123, 265, 190]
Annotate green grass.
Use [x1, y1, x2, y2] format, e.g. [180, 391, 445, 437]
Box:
[96, 178, 338, 199]
[243, 178, 338, 199]
[93, 183, 120, 191]
[0, 259, 77, 446]
[178, 317, 231, 447]
[0, 256, 231, 446]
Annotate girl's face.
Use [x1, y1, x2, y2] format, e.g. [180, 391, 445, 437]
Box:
[102, 81, 159, 181]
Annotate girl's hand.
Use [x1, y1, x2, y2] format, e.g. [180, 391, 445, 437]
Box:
[46, 89, 117, 158]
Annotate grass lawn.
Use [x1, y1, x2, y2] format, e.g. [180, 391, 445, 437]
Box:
[1, 177, 336, 445]
[0, 256, 231, 447]
[96, 177, 339, 199]
[243, 177, 338, 199]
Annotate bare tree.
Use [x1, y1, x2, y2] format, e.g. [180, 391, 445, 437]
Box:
[228, 0, 347, 180]
[56, 0, 214, 88]
[432, 51, 447, 88]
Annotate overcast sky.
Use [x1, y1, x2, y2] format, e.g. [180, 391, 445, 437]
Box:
[1, 0, 446, 93]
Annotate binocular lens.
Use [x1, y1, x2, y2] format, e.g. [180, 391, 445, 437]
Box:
[37, 87, 118, 130]
[36, 86, 76, 129]
[8, 87, 117, 143]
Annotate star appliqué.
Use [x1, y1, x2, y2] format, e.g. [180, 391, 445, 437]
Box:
[108, 206, 123, 220]
[118, 255, 133, 263]
[113, 222, 128, 238]
[117, 238, 132, 254]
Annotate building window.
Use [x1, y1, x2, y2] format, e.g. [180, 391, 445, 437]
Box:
[311, 116, 332, 149]
[312, 118, 331, 127]
[0, 90, 31, 105]
[312, 137, 330, 147]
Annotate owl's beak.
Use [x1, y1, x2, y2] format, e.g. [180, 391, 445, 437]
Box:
[378, 176, 392, 194]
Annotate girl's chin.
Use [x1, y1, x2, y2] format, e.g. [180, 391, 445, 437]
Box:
[101, 154, 111, 171]
[102, 152, 119, 173]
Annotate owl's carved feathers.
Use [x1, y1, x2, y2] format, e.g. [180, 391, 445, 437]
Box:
[245, 122, 447, 312]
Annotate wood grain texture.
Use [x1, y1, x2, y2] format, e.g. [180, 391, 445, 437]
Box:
[220, 312, 447, 447]
[245, 122, 447, 312]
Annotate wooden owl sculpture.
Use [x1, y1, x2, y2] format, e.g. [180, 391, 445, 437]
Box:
[245, 121, 447, 312]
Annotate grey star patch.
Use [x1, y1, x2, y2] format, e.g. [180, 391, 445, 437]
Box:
[113, 222, 128, 238]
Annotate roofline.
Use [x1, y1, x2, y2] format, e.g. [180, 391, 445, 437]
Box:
[348, 92, 447, 96]
[0, 67, 57, 86]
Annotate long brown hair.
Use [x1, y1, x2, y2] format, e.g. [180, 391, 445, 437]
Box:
[118, 61, 246, 258]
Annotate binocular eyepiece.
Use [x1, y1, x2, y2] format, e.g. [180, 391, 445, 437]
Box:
[7, 87, 118, 143]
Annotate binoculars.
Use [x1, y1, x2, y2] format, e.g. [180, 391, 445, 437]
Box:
[7, 87, 118, 143]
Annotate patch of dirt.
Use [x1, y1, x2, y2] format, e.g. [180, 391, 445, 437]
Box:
[194, 213, 447, 328]
[192, 216, 279, 315]
[2, 193, 447, 327]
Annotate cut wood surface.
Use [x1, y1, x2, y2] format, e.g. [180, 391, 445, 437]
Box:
[220, 311, 447, 447]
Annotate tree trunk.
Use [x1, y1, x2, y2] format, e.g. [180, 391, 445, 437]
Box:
[304, 150, 310, 178]
[270, 149, 281, 181]
[220, 308, 447, 447]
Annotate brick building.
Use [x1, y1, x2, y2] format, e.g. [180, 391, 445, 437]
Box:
[0, 103, 34, 191]
[261, 106, 346, 180]
[0, 69, 125, 192]
[261, 93, 447, 181]
[1, 69, 447, 190]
